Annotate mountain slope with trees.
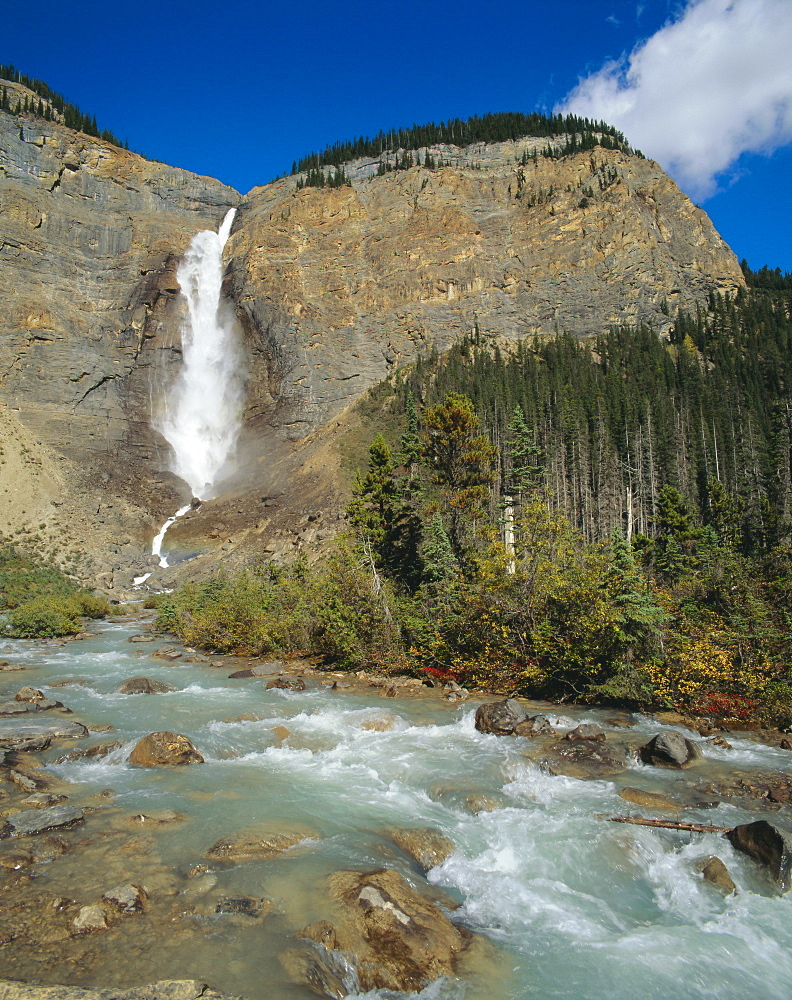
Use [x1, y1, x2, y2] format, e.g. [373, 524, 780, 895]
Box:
[159, 279, 792, 727]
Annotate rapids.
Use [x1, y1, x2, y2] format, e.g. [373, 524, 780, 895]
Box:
[2, 621, 792, 1000]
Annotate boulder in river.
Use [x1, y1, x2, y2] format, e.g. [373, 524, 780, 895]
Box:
[726, 819, 792, 891]
[118, 676, 176, 694]
[387, 826, 455, 872]
[294, 868, 471, 996]
[0, 804, 84, 838]
[698, 856, 737, 894]
[265, 676, 306, 691]
[474, 698, 527, 735]
[639, 732, 703, 768]
[15, 687, 46, 703]
[205, 822, 319, 863]
[129, 731, 204, 766]
[513, 714, 556, 736]
[229, 661, 284, 679]
[152, 647, 183, 661]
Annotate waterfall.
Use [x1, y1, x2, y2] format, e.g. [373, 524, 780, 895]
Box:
[143, 208, 244, 576]
[157, 207, 244, 500]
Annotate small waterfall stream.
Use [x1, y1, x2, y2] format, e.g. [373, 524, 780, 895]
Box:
[143, 208, 244, 576]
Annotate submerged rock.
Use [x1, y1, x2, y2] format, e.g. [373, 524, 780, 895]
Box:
[387, 826, 455, 872]
[118, 676, 176, 694]
[294, 868, 471, 996]
[726, 819, 792, 891]
[474, 698, 528, 735]
[54, 740, 123, 763]
[102, 883, 148, 913]
[215, 894, 272, 918]
[205, 822, 319, 863]
[563, 723, 606, 742]
[0, 804, 84, 838]
[0, 719, 88, 744]
[619, 787, 680, 810]
[72, 904, 108, 933]
[639, 732, 703, 768]
[533, 738, 628, 779]
[129, 732, 204, 766]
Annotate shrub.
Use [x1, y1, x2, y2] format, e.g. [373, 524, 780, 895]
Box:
[7, 596, 82, 638]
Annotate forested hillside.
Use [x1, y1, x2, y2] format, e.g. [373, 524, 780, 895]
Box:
[160, 277, 791, 728]
[293, 110, 632, 173]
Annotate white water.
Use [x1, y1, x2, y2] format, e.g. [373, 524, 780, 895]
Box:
[145, 208, 244, 573]
[7, 622, 792, 1000]
[156, 207, 244, 500]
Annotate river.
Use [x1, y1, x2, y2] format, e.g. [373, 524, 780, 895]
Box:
[1, 617, 791, 1000]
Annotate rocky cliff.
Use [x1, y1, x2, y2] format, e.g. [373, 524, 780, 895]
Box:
[0, 99, 745, 591]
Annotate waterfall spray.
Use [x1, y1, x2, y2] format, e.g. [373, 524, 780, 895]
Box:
[143, 208, 245, 575]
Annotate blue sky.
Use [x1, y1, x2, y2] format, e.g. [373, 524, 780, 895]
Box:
[4, 0, 791, 270]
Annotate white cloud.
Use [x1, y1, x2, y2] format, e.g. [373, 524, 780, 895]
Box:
[556, 0, 792, 199]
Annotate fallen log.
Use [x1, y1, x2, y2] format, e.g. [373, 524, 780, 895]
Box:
[599, 814, 733, 834]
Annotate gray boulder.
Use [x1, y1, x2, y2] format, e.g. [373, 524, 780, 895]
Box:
[639, 731, 703, 768]
[118, 676, 175, 694]
[474, 698, 528, 735]
[0, 804, 84, 838]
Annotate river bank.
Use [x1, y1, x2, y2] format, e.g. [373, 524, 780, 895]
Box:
[2, 617, 792, 1000]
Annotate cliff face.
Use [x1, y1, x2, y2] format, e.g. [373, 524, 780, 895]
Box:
[0, 106, 745, 590]
[0, 110, 238, 486]
[229, 138, 743, 438]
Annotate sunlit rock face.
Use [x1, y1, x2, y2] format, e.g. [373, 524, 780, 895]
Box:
[228, 137, 744, 439]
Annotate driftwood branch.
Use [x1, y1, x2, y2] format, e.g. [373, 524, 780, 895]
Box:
[599, 814, 733, 834]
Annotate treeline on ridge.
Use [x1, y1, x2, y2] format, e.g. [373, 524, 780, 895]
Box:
[0, 63, 126, 148]
[158, 281, 792, 727]
[292, 111, 632, 174]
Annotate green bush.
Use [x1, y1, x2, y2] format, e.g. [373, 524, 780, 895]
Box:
[7, 596, 82, 638]
[72, 591, 112, 618]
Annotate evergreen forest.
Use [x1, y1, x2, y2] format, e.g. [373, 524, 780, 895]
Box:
[292, 111, 632, 174]
[0, 63, 126, 148]
[159, 271, 792, 729]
